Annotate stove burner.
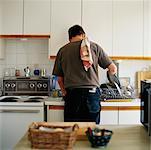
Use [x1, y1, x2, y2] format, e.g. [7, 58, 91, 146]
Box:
[29, 97, 44, 100]
[23, 100, 41, 102]
[0, 97, 19, 102]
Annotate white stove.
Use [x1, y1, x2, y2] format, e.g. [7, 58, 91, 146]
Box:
[0, 95, 48, 106]
[0, 95, 47, 150]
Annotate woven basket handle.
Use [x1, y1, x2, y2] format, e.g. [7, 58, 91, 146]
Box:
[72, 124, 79, 131]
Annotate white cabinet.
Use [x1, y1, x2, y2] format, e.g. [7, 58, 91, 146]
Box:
[119, 110, 141, 125]
[100, 105, 140, 125]
[82, 0, 113, 56]
[0, 39, 5, 59]
[0, 1, 4, 59]
[101, 110, 118, 125]
[1, 0, 23, 34]
[112, 0, 144, 56]
[144, 0, 151, 57]
[47, 105, 64, 122]
[49, 0, 81, 56]
[1, 0, 50, 34]
[0, 1, 2, 34]
[24, 0, 50, 34]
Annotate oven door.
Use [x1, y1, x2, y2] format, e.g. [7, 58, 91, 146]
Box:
[0, 104, 44, 150]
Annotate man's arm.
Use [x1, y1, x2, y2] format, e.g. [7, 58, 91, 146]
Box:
[57, 76, 67, 96]
[107, 62, 117, 75]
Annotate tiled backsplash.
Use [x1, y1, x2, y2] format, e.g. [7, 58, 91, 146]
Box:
[0, 39, 54, 77]
[99, 60, 151, 89]
[0, 39, 151, 91]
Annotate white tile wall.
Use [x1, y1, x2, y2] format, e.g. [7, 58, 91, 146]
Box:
[0, 39, 53, 77]
[0, 39, 151, 91]
[99, 60, 151, 89]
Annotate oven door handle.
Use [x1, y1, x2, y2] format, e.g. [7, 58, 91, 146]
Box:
[0, 109, 40, 113]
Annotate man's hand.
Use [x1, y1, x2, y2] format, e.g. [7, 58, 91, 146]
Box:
[57, 76, 67, 96]
[107, 63, 117, 75]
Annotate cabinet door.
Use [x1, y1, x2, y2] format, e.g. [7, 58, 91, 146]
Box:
[144, 0, 151, 57]
[0, 0, 2, 34]
[82, 0, 113, 56]
[113, 0, 143, 56]
[1, 0, 23, 34]
[119, 110, 141, 125]
[0, 39, 5, 59]
[47, 105, 64, 122]
[49, 0, 81, 56]
[100, 106, 118, 125]
[24, 0, 51, 34]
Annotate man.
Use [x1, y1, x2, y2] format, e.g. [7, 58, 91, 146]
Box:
[52, 25, 117, 124]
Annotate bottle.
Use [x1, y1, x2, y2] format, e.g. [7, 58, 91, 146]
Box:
[41, 68, 46, 77]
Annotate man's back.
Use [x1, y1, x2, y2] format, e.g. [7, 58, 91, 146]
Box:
[55, 40, 100, 89]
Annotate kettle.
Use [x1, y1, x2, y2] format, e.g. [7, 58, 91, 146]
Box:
[24, 67, 30, 77]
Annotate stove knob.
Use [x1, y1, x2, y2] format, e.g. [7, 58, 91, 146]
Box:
[37, 83, 42, 88]
[43, 83, 47, 88]
[11, 83, 16, 88]
[5, 83, 10, 88]
[30, 83, 35, 88]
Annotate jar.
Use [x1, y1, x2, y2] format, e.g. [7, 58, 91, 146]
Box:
[15, 69, 21, 76]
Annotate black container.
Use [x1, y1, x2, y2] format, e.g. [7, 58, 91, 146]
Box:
[86, 127, 113, 147]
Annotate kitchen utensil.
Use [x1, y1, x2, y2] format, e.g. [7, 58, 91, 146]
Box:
[24, 67, 30, 77]
[106, 71, 123, 97]
[107, 71, 121, 88]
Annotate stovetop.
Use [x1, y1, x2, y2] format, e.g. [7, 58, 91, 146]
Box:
[0, 96, 48, 104]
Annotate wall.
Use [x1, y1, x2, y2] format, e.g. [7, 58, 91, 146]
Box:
[0, 39, 151, 92]
[0, 39, 54, 77]
[98, 59, 151, 94]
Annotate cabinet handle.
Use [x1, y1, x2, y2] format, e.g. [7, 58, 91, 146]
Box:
[0, 109, 40, 113]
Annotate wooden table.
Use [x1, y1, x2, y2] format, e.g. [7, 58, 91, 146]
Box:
[14, 125, 151, 150]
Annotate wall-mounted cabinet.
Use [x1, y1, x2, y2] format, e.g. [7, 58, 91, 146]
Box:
[24, 0, 50, 34]
[0, 39, 5, 59]
[1, 0, 50, 35]
[144, 0, 151, 57]
[49, 0, 81, 56]
[0, 1, 2, 34]
[1, 0, 23, 34]
[112, 0, 144, 57]
[82, 0, 113, 56]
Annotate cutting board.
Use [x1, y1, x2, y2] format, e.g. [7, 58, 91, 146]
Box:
[136, 71, 151, 93]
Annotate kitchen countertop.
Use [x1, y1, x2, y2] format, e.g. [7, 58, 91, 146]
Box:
[44, 97, 140, 106]
[14, 125, 150, 150]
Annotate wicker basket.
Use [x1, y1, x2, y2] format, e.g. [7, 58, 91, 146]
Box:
[28, 122, 79, 150]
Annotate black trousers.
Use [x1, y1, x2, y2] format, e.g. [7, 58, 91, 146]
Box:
[64, 87, 101, 124]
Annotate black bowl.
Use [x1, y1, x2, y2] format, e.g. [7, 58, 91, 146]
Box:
[86, 128, 113, 148]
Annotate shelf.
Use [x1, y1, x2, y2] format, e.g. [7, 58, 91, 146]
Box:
[49, 55, 151, 60]
[0, 34, 50, 39]
[110, 56, 151, 60]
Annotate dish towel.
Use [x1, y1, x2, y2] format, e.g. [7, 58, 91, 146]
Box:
[80, 38, 93, 71]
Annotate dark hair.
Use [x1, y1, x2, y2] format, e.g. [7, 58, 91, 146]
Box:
[68, 25, 85, 40]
